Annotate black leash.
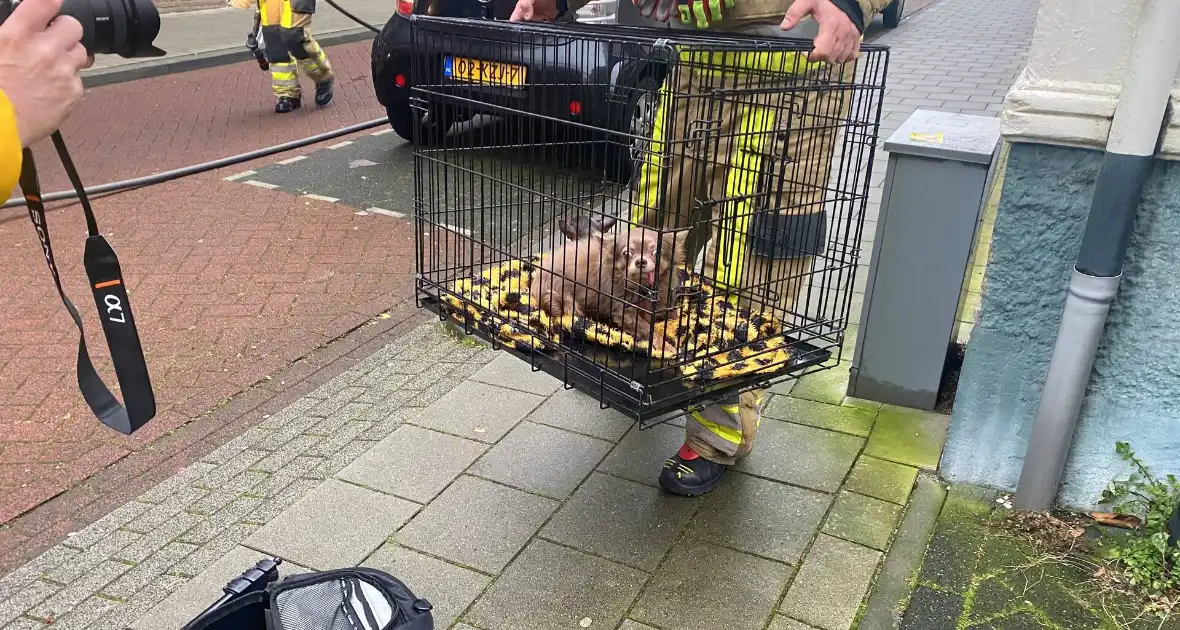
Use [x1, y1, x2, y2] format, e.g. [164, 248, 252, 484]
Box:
[18, 132, 156, 435]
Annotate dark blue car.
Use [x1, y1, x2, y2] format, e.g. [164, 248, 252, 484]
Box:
[369, 0, 665, 183]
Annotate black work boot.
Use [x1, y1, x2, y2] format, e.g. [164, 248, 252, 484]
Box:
[659, 444, 726, 497]
[275, 96, 302, 114]
[314, 78, 334, 107]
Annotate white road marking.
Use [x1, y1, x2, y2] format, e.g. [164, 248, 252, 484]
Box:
[243, 180, 279, 189]
[365, 207, 407, 219]
[371, 129, 393, 136]
[277, 155, 307, 165]
[303, 193, 340, 203]
[442, 224, 472, 237]
[327, 141, 354, 150]
[349, 159, 379, 168]
[224, 170, 256, 181]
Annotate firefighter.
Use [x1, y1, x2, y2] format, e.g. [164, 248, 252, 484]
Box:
[233, 0, 336, 113]
[512, 0, 889, 497]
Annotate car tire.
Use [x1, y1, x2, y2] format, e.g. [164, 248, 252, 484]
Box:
[883, 0, 904, 28]
[387, 102, 455, 146]
[605, 74, 662, 185]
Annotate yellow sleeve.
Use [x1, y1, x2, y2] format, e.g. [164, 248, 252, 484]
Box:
[0, 89, 21, 203]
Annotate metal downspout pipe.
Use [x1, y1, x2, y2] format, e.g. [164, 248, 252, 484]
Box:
[1013, 0, 1180, 510]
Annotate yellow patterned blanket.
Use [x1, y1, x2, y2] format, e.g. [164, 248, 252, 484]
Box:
[443, 257, 793, 382]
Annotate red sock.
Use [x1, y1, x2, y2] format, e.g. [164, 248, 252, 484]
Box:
[677, 443, 700, 461]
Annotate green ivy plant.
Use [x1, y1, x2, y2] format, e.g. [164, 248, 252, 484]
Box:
[1099, 441, 1180, 598]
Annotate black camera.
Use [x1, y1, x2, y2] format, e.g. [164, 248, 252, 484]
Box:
[0, 0, 165, 58]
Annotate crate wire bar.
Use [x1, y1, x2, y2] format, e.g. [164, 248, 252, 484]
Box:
[410, 16, 888, 423]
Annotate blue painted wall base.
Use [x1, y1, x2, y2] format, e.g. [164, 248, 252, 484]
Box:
[942, 142, 1180, 510]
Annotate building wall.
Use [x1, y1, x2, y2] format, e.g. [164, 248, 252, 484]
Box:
[941, 142, 1180, 509]
[1001, 0, 1180, 158]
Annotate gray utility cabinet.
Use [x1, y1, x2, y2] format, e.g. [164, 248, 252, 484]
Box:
[848, 109, 1001, 410]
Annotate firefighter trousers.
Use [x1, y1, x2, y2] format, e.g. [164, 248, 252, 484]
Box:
[260, 8, 334, 100]
[630, 19, 857, 465]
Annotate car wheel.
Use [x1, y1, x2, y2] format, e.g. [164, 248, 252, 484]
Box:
[387, 102, 455, 146]
[883, 0, 904, 28]
[606, 74, 661, 185]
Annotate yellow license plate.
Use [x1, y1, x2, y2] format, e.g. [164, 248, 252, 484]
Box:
[444, 56, 527, 87]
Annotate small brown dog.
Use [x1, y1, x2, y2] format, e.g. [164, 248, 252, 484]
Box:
[530, 216, 687, 354]
[559, 215, 616, 241]
[529, 215, 614, 321]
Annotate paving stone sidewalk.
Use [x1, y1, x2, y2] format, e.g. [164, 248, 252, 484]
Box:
[0, 317, 950, 630]
[0, 0, 1043, 627]
[856, 0, 1039, 345]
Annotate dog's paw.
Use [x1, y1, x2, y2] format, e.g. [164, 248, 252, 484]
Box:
[652, 336, 679, 358]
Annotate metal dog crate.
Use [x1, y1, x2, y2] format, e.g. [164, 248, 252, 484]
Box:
[408, 16, 888, 423]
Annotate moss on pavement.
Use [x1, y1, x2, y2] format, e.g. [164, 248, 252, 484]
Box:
[899, 484, 1180, 630]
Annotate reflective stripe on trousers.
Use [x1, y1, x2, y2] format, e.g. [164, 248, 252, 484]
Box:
[295, 35, 332, 83]
[261, 5, 334, 98]
[685, 390, 765, 465]
[627, 24, 857, 464]
[267, 30, 333, 97]
[270, 62, 300, 99]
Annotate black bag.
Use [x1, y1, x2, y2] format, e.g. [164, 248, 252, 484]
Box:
[183, 561, 434, 630]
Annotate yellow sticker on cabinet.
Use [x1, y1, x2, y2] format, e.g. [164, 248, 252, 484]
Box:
[910, 131, 945, 143]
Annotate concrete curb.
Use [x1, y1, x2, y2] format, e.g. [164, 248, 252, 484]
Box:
[81, 27, 375, 89]
[857, 474, 948, 630]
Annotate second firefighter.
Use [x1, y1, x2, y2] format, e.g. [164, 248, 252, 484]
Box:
[251, 0, 336, 113]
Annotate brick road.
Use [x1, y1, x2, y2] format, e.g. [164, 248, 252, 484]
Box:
[28, 41, 383, 193]
[0, 41, 410, 532]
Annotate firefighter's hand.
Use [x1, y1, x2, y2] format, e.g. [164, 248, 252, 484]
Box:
[0, 0, 90, 147]
[510, 0, 559, 21]
[782, 0, 861, 63]
[678, 0, 736, 29]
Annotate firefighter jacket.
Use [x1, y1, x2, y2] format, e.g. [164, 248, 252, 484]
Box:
[570, 0, 890, 31]
[721, 0, 890, 29]
[0, 89, 20, 202]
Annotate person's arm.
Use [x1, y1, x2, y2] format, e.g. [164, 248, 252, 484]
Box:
[781, 0, 874, 62]
[0, 0, 91, 157]
[826, 0, 888, 32]
[0, 89, 20, 202]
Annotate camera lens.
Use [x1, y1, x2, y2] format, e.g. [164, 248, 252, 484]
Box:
[58, 0, 166, 58]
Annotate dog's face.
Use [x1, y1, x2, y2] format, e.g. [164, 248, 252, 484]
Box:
[559, 215, 616, 241]
[615, 228, 688, 289]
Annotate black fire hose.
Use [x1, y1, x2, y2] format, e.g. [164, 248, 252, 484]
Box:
[322, 0, 383, 33]
[0, 0, 393, 212]
[1, 117, 389, 210]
